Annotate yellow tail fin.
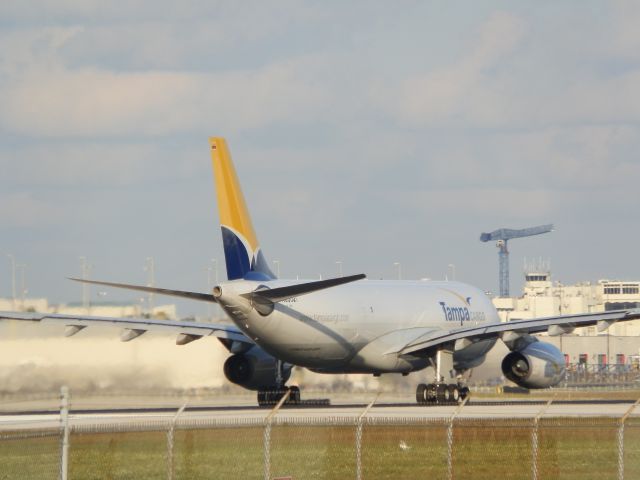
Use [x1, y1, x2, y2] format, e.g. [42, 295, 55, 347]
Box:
[209, 137, 274, 280]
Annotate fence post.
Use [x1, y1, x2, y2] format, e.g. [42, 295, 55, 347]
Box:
[531, 398, 553, 480]
[167, 403, 187, 480]
[59, 386, 70, 480]
[617, 397, 640, 480]
[355, 394, 379, 480]
[263, 390, 291, 480]
[446, 396, 468, 480]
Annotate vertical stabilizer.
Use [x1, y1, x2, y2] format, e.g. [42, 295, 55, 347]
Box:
[209, 137, 275, 281]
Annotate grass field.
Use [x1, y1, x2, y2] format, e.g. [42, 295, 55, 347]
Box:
[2, 418, 640, 480]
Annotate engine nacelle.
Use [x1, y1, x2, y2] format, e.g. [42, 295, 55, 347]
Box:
[501, 340, 565, 389]
[223, 347, 291, 391]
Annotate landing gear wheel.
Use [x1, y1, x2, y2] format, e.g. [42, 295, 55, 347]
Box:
[448, 385, 460, 403]
[436, 384, 447, 403]
[417, 383, 468, 406]
[258, 386, 302, 407]
[276, 388, 289, 405]
[444, 386, 453, 402]
[257, 388, 279, 407]
[289, 386, 301, 404]
[459, 386, 470, 401]
[416, 383, 427, 405]
[426, 384, 437, 402]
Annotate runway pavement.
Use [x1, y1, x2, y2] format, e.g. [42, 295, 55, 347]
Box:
[1, 397, 638, 431]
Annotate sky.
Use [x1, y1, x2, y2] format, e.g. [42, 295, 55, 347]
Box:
[1, 1, 640, 317]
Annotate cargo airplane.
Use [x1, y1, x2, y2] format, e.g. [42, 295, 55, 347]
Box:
[3, 138, 640, 405]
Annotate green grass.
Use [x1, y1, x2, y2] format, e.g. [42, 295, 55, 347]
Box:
[1, 420, 640, 479]
[270, 425, 356, 479]
[69, 430, 167, 480]
[173, 427, 264, 479]
[0, 434, 60, 480]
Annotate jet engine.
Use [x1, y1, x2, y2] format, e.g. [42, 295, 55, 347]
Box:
[223, 347, 291, 391]
[501, 340, 565, 389]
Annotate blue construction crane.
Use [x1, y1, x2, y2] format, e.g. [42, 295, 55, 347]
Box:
[480, 224, 553, 297]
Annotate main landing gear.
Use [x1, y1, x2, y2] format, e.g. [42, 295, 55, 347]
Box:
[415, 383, 469, 405]
[257, 386, 301, 407]
[416, 350, 470, 405]
[257, 359, 302, 407]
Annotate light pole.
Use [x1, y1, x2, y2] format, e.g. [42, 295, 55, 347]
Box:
[7, 254, 16, 310]
[206, 259, 219, 320]
[212, 258, 218, 284]
[212, 258, 220, 319]
[79, 257, 92, 313]
[17, 264, 26, 310]
[393, 262, 402, 280]
[144, 257, 155, 315]
[448, 264, 456, 281]
[336, 261, 343, 278]
[206, 266, 213, 319]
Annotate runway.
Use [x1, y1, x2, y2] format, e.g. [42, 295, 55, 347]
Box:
[2, 398, 638, 432]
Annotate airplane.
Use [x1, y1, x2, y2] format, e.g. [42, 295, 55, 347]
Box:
[2, 137, 640, 406]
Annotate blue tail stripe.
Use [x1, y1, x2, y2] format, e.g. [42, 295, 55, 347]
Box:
[221, 227, 276, 281]
[221, 227, 251, 280]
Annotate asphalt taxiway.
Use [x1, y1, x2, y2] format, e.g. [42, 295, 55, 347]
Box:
[1, 398, 637, 431]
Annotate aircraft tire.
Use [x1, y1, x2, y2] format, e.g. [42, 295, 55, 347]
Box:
[258, 387, 301, 406]
[436, 384, 447, 403]
[416, 383, 427, 404]
[426, 384, 438, 403]
[459, 386, 470, 401]
[448, 385, 460, 403]
[289, 386, 301, 404]
[443, 385, 452, 402]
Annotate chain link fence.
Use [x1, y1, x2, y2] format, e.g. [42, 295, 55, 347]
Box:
[1, 389, 640, 480]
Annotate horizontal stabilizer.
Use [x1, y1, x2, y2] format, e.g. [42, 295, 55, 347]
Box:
[69, 278, 217, 303]
[243, 273, 366, 304]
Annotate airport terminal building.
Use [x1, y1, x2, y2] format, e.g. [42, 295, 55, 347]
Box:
[493, 269, 640, 368]
[0, 297, 177, 320]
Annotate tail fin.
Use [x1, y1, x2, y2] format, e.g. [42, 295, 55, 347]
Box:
[209, 137, 275, 281]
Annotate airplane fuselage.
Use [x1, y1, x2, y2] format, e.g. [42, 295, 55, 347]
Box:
[216, 279, 500, 375]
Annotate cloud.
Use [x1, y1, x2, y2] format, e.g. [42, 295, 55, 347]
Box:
[0, 142, 161, 187]
[370, 11, 526, 127]
[369, 8, 640, 130]
[556, 70, 640, 125]
[0, 0, 318, 28]
[0, 25, 331, 137]
[608, 1, 640, 61]
[0, 192, 64, 227]
[1, 2, 640, 304]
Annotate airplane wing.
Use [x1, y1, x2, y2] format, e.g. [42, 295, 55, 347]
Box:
[0, 311, 251, 346]
[68, 278, 218, 303]
[391, 309, 640, 356]
[242, 274, 366, 303]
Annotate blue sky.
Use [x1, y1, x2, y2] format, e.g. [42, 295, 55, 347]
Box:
[1, 1, 640, 315]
